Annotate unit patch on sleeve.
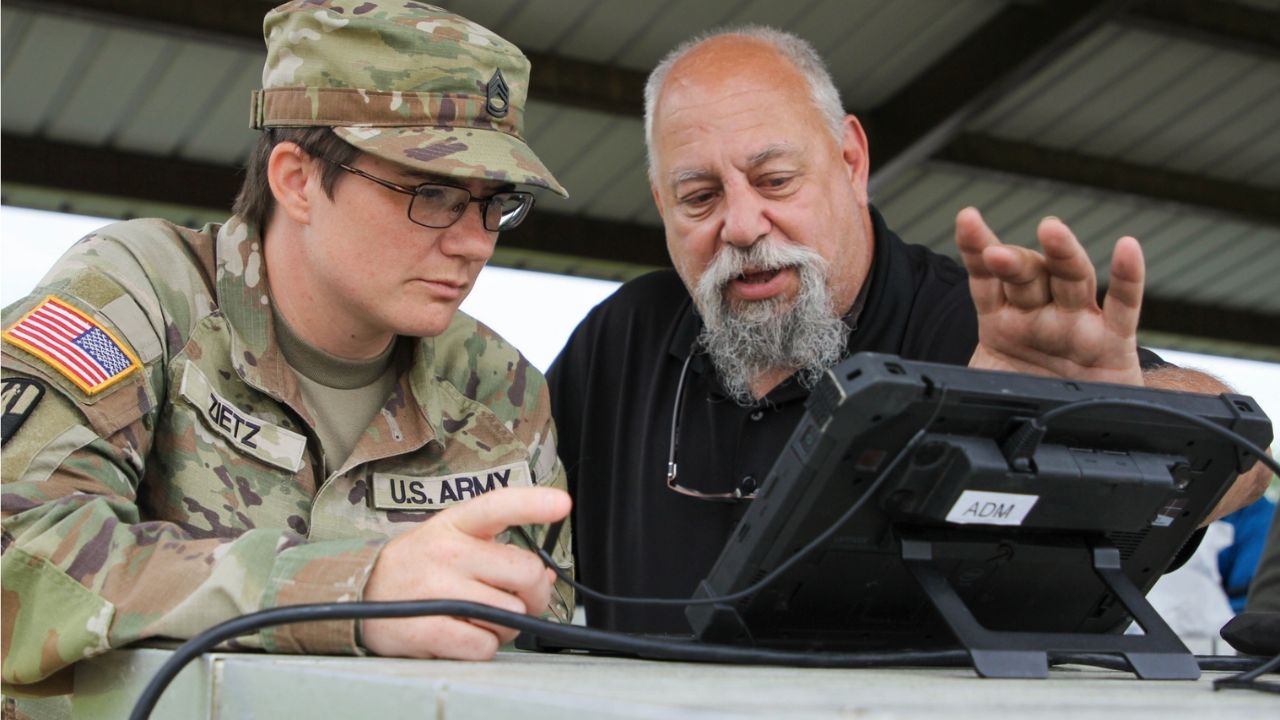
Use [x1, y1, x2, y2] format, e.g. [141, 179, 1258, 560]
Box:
[2, 296, 142, 396]
[2, 378, 45, 445]
[370, 460, 533, 511]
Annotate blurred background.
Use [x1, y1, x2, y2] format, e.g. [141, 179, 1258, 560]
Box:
[3, 0, 1276, 405]
[3, 0, 1278, 359]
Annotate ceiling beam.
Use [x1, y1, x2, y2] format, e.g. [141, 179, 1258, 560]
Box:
[0, 133, 243, 211]
[506, 211, 668, 268]
[29, 0, 1277, 127]
[865, 0, 1279, 191]
[18, 128, 1277, 265]
[862, 0, 1126, 192]
[12, 0, 1137, 166]
[1125, 0, 1280, 57]
[17, 0, 1275, 227]
[3, 135, 1273, 349]
[1135, 297, 1279, 349]
[936, 134, 1280, 227]
[0, 132, 668, 265]
[5, 0, 268, 49]
[18, 0, 645, 116]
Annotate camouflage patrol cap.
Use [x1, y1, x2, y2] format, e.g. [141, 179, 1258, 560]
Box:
[251, 1, 566, 196]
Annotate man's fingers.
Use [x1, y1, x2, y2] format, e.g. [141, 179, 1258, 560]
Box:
[444, 486, 571, 540]
[958, 210, 1148, 386]
[955, 206, 998, 276]
[977, 244, 1050, 309]
[961, 213, 1107, 313]
[979, 244, 1041, 284]
[1039, 216, 1098, 311]
[955, 206, 1004, 313]
[1101, 236, 1144, 336]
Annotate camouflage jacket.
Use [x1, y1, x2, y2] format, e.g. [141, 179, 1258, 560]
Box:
[0, 216, 573, 691]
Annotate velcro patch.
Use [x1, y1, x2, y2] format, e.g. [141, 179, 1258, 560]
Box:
[3, 296, 141, 396]
[179, 362, 308, 472]
[2, 378, 45, 445]
[371, 460, 532, 511]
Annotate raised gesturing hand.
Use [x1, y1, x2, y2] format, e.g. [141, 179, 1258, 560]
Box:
[956, 206, 1145, 386]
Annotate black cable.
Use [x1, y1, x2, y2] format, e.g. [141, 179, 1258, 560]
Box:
[132, 394, 1278, 717]
[1033, 398, 1280, 693]
[1213, 653, 1280, 694]
[128, 599, 1280, 720]
[535, 394, 1278, 608]
[1034, 398, 1279, 479]
[1196, 654, 1280, 673]
[126, 600, 968, 720]
[534, 424, 933, 607]
[130, 388, 944, 720]
[529, 388, 951, 607]
[1014, 397, 1280, 694]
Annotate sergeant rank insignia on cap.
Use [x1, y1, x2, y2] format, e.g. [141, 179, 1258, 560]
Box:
[486, 68, 510, 118]
[3, 296, 141, 395]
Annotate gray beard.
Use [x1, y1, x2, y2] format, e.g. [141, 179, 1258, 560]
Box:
[692, 239, 850, 406]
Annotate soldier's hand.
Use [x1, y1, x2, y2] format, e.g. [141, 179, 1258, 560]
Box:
[360, 486, 570, 660]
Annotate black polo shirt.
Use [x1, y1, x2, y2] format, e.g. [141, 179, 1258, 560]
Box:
[548, 207, 981, 633]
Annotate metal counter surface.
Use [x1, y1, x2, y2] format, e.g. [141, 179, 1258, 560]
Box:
[73, 648, 1275, 719]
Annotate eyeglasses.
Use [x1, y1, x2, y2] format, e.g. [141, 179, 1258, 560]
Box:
[666, 351, 759, 502]
[328, 161, 535, 232]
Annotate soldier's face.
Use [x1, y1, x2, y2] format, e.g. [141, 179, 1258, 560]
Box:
[303, 153, 501, 340]
[649, 37, 873, 320]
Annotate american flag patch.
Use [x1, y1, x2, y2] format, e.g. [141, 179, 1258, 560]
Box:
[3, 296, 142, 395]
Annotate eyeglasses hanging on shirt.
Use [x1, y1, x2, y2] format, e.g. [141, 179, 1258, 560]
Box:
[665, 350, 760, 503]
[665, 280, 870, 503]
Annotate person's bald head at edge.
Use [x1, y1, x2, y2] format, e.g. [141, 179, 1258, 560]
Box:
[642, 29, 876, 402]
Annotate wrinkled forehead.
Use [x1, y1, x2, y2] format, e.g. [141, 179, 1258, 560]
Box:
[651, 43, 825, 175]
[652, 89, 827, 188]
[665, 143, 806, 188]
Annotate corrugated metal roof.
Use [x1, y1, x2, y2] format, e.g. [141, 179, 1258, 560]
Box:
[1, 0, 1277, 354]
[972, 24, 1280, 187]
[876, 162, 1280, 315]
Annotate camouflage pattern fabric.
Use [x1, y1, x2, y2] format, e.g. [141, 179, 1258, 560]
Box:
[251, 1, 568, 196]
[0, 216, 574, 692]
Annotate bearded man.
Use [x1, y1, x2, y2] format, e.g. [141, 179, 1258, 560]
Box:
[546, 26, 1269, 633]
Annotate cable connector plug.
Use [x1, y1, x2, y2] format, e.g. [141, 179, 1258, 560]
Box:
[1001, 416, 1047, 473]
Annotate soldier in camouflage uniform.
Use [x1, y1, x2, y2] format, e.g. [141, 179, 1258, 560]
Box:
[1, 0, 575, 705]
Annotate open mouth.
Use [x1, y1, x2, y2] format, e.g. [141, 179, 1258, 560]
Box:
[724, 265, 794, 302]
[735, 268, 782, 285]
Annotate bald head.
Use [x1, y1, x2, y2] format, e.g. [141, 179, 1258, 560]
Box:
[641, 28, 875, 401]
[644, 27, 847, 183]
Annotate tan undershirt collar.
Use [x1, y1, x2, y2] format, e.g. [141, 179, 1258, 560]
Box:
[272, 307, 395, 389]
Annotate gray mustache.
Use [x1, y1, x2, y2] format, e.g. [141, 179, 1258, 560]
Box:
[700, 239, 821, 292]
